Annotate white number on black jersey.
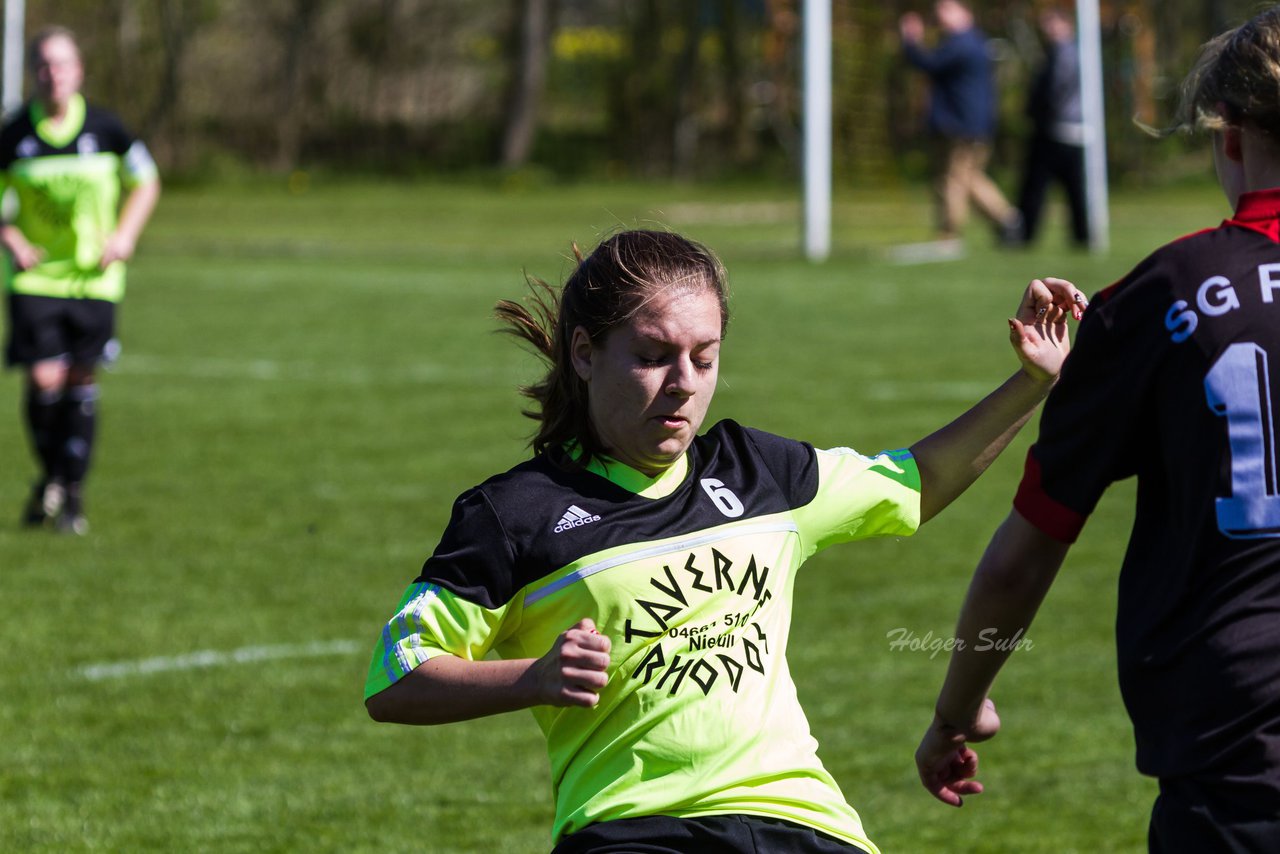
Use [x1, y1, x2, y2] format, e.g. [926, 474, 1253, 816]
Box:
[700, 478, 745, 518]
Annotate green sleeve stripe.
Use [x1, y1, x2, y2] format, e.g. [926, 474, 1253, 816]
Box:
[791, 447, 922, 555]
[869, 448, 921, 492]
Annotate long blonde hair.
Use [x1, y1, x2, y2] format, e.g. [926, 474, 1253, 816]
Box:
[1173, 6, 1280, 136]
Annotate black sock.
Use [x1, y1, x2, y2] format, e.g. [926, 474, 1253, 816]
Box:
[25, 384, 63, 483]
[60, 383, 98, 485]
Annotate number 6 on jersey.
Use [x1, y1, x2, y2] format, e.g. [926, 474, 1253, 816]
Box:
[701, 478, 745, 518]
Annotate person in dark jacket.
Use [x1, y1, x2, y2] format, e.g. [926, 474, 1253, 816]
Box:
[1016, 7, 1090, 247]
[900, 0, 1020, 245]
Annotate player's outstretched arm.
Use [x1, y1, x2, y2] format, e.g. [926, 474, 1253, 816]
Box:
[916, 511, 1069, 805]
[365, 618, 611, 725]
[910, 278, 1084, 523]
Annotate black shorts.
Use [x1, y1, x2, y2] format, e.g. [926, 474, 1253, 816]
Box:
[550, 814, 869, 854]
[5, 293, 116, 368]
[1149, 775, 1280, 853]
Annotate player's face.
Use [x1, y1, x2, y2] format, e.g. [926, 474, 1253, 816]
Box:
[33, 35, 83, 110]
[573, 287, 723, 477]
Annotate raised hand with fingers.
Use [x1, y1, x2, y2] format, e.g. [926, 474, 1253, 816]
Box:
[1010, 276, 1086, 383]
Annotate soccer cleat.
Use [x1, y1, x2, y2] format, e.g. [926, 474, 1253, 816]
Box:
[54, 485, 88, 536]
[21, 480, 65, 528]
[997, 211, 1026, 247]
[55, 512, 89, 536]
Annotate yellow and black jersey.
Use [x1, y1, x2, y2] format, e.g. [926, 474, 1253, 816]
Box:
[0, 93, 157, 302]
[366, 419, 921, 850]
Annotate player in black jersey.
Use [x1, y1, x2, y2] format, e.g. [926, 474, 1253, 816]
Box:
[917, 8, 1280, 852]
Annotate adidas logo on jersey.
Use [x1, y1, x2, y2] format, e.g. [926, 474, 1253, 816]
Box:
[554, 504, 602, 533]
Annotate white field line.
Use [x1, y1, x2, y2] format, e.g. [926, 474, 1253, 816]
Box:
[115, 353, 510, 386]
[663, 201, 799, 225]
[881, 238, 967, 265]
[77, 639, 363, 682]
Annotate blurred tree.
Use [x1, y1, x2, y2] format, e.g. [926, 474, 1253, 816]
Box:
[8, 0, 1268, 182]
[501, 0, 555, 168]
[268, 0, 327, 171]
[141, 0, 212, 166]
[834, 1, 897, 184]
[597, 0, 769, 179]
[760, 0, 800, 166]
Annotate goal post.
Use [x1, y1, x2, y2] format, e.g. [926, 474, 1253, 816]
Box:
[1077, 0, 1110, 253]
[2, 0, 23, 117]
[801, 0, 1109, 260]
[802, 0, 831, 262]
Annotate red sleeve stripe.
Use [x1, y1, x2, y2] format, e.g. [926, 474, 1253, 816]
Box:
[1013, 450, 1087, 544]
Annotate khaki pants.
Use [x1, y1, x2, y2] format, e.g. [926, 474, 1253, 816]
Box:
[933, 138, 1014, 238]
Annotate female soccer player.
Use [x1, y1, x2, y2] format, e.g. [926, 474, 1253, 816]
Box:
[364, 229, 1083, 854]
[2, 26, 160, 534]
[916, 7, 1280, 851]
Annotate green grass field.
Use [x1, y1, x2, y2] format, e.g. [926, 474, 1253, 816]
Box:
[0, 174, 1228, 852]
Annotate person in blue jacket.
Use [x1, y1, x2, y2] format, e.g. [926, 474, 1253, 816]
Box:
[900, 0, 1020, 245]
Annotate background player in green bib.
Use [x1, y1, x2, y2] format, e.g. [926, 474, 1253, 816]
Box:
[363, 230, 1085, 853]
[1, 26, 160, 533]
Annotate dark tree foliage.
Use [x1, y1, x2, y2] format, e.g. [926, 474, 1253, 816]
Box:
[8, 0, 1266, 182]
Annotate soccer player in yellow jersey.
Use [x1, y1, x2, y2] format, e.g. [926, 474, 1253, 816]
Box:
[1, 26, 159, 534]
[365, 230, 1083, 853]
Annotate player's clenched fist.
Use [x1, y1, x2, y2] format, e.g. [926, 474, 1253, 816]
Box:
[533, 618, 612, 708]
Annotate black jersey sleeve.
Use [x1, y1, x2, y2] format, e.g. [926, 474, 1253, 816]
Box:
[413, 486, 517, 609]
[85, 105, 138, 155]
[739, 425, 821, 509]
[0, 109, 30, 171]
[84, 105, 156, 185]
[1014, 271, 1161, 542]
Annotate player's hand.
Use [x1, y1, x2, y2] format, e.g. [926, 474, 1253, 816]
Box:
[899, 12, 925, 42]
[916, 698, 1001, 807]
[100, 230, 137, 269]
[1010, 277, 1085, 384]
[2, 227, 44, 271]
[532, 617, 611, 709]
